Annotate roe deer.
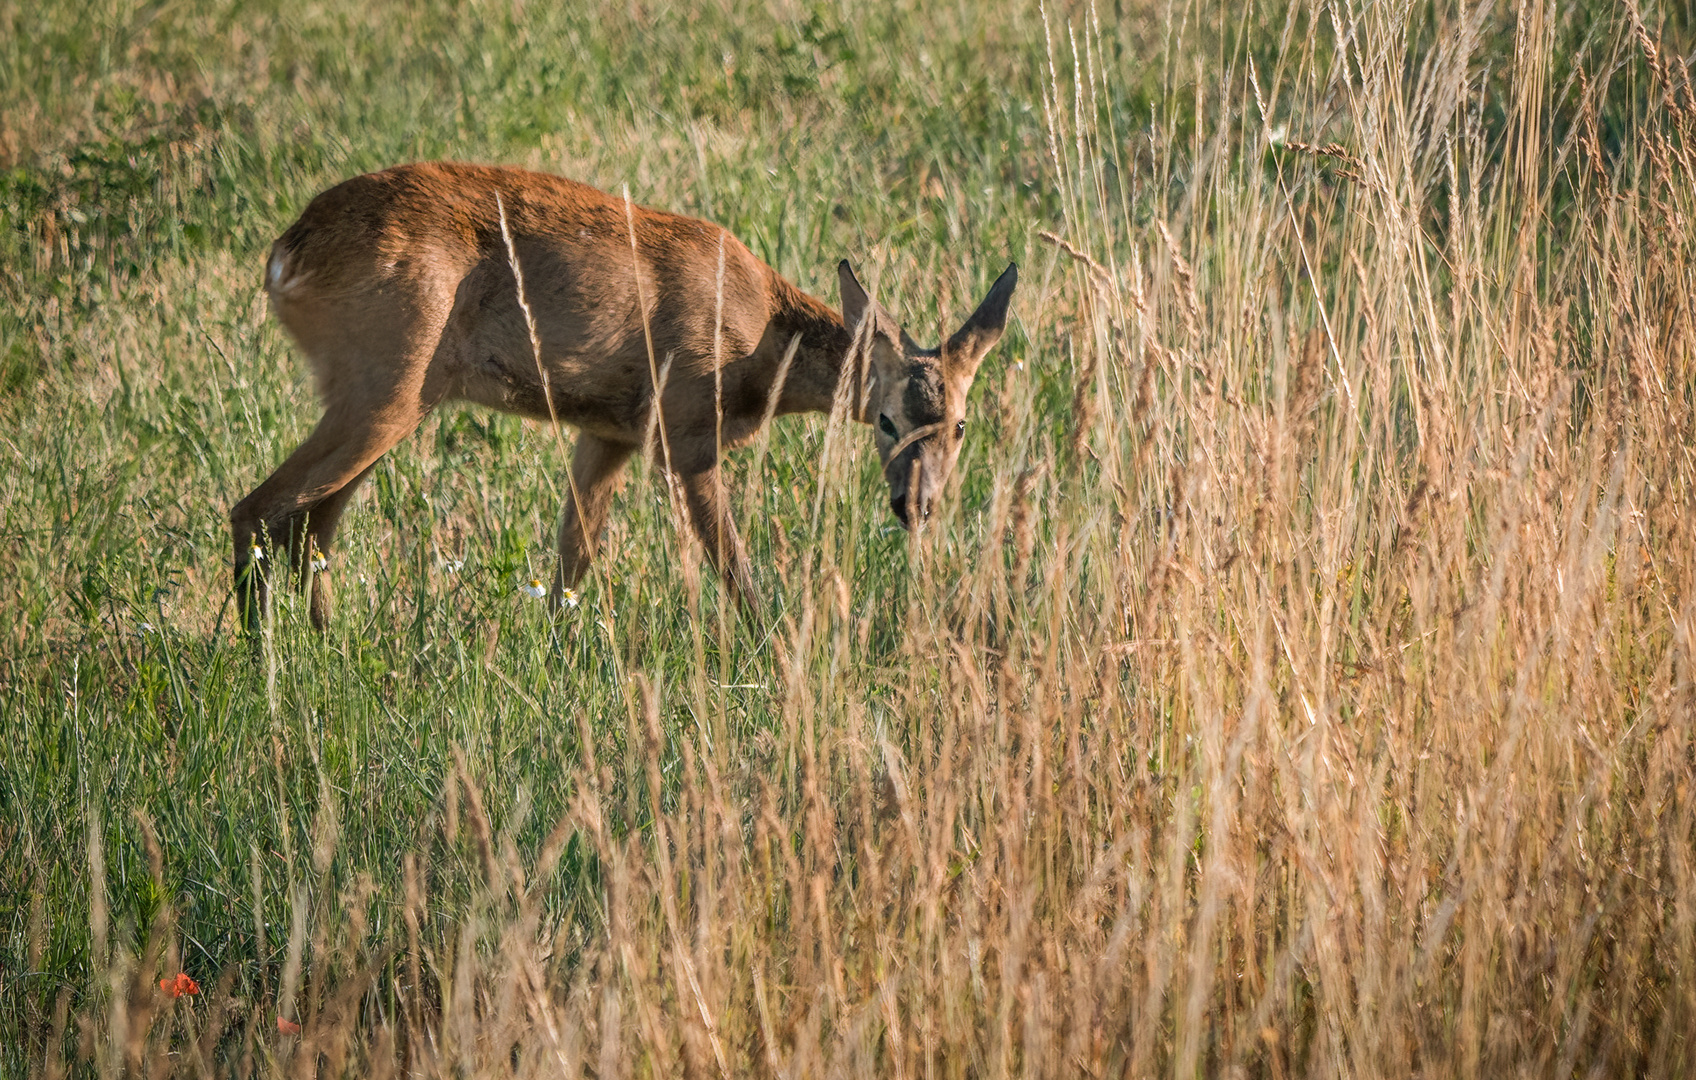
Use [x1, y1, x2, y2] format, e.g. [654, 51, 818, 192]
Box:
[232, 162, 1017, 630]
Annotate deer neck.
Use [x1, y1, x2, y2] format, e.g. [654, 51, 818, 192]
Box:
[765, 277, 874, 422]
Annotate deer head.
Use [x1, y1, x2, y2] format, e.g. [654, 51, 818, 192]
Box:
[840, 260, 1018, 529]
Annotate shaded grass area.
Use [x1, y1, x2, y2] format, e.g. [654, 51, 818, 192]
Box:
[3, 0, 1696, 1076]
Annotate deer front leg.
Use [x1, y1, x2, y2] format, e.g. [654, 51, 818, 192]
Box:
[678, 467, 762, 613]
[552, 433, 636, 609]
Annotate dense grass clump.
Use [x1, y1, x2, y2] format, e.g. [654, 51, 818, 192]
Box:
[2, 0, 1694, 1076]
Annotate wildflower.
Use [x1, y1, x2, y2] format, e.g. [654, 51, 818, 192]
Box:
[159, 972, 200, 998]
[441, 557, 465, 574]
[560, 587, 579, 609]
[248, 543, 265, 563]
[309, 554, 327, 573]
[277, 1016, 302, 1035]
[520, 577, 547, 600]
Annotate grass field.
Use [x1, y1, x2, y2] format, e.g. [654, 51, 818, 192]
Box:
[3, 0, 1695, 1075]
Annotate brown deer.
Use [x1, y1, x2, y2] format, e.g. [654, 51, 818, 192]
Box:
[232, 162, 1016, 630]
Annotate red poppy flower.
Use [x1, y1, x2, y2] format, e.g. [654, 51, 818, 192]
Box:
[277, 1017, 302, 1035]
[159, 973, 200, 998]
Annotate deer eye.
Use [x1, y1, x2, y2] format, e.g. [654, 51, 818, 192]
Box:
[879, 414, 898, 438]
[955, 420, 967, 439]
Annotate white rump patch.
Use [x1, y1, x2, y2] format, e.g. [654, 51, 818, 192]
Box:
[266, 248, 306, 293]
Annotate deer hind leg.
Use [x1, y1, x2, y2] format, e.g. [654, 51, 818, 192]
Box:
[231, 400, 429, 632]
[551, 433, 637, 608]
[677, 467, 762, 613]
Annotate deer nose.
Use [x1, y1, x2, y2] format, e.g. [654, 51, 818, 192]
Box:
[892, 493, 934, 529]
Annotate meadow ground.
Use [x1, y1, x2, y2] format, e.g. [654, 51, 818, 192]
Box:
[2, 0, 1694, 1076]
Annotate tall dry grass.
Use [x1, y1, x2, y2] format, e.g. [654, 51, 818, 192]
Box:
[10, 0, 1696, 1076]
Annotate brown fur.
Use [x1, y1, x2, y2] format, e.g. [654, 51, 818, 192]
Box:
[231, 161, 1016, 629]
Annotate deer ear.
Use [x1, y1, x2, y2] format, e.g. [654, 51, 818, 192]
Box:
[839, 260, 871, 332]
[946, 262, 1018, 374]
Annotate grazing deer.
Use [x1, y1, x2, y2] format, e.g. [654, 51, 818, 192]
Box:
[232, 162, 1016, 630]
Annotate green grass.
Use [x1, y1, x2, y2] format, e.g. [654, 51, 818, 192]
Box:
[3, 0, 1695, 1076]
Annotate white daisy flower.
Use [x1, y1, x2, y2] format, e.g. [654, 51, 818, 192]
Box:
[560, 588, 579, 609]
[520, 577, 547, 600]
[248, 543, 265, 562]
